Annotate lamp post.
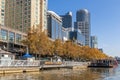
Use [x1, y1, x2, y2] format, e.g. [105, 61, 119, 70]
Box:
[26, 46, 29, 54]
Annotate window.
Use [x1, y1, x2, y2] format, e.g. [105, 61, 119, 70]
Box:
[16, 34, 21, 43]
[1, 29, 8, 41]
[1, 13, 4, 16]
[9, 32, 15, 42]
[1, 9, 4, 12]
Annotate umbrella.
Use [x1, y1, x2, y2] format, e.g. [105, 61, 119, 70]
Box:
[23, 53, 33, 58]
[22, 47, 33, 58]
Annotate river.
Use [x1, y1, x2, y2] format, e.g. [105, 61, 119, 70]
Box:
[0, 65, 120, 80]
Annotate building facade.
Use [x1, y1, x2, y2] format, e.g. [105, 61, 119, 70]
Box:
[0, 0, 47, 33]
[60, 12, 72, 28]
[47, 11, 62, 40]
[69, 30, 85, 46]
[75, 9, 90, 46]
[99, 48, 103, 53]
[0, 0, 48, 55]
[91, 36, 98, 48]
[0, 25, 26, 52]
[62, 27, 70, 41]
[0, 0, 5, 26]
[40, 0, 48, 31]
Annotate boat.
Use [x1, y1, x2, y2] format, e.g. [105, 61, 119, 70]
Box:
[115, 57, 120, 64]
[88, 59, 118, 68]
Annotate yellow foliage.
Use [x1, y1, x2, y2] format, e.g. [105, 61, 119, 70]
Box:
[22, 27, 108, 60]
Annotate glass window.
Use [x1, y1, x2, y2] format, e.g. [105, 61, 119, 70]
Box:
[52, 19, 56, 40]
[56, 22, 59, 39]
[9, 32, 15, 42]
[1, 29, 8, 41]
[16, 34, 21, 43]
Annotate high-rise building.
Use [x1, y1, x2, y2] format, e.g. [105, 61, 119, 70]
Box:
[1, 0, 47, 33]
[62, 27, 70, 42]
[47, 11, 62, 40]
[74, 9, 90, 46]
[60, 12, 72, 28]
[99, 48, 103, 53]
[0, 0, 5, 26]
[40, 0, 48, 31]
[69, 30, 85, 46]
[91, 36, 98, 48]
[0, 0, 48, 53]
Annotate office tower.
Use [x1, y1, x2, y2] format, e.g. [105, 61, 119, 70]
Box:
[69, 30, 85, 46]
[75, 9, 90, 46]
[91, 36, 98, 48]
[47, 11, 62, 40]
[60, 12, 72, 28]
[3, 0, 47, 33]
[62, 27, 71, 41]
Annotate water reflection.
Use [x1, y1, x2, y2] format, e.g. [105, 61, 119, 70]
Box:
[0, 67, 119, 80]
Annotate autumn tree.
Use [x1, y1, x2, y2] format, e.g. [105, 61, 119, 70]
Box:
[22, 25, 108, 60]
[53, 39, 64, 56]
[22, 26, 53, 58]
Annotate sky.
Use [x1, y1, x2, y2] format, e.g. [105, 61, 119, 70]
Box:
[48, 0, 120, 57]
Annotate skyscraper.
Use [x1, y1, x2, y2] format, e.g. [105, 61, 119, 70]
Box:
[47, 11, 62, 40]
[60, 12, 72, 28]
[40, 0, 48, 31]
[0, 0, 5, 26]
[91, 36, 98, 48]
[1, 0, 47, 33]
[75, 9, 90, 46]
[0, 0, 48, 52]
[69, 30, 85, 46]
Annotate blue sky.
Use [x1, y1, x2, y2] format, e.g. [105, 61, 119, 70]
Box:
[48, 0, 120, 57]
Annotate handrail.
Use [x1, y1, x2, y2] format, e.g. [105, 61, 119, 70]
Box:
[0, 59, 40, 67]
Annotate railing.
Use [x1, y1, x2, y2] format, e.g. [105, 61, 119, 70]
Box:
[0, 60, 40, 67]
[0, 59, 89, 68]
[63, 61, 89, 66]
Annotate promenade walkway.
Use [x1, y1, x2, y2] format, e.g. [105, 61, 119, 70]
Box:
[0, 60, 89, 74]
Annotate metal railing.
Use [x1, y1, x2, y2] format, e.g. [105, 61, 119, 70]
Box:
[0, 60, 89, 68]
[0, 59, 40, 67]
[63, 61, 89, 66]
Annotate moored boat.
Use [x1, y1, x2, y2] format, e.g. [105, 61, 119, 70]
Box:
[88, 59, 118, 68]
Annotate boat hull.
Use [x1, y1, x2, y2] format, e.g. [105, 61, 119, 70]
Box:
[88, 65, 113, 68]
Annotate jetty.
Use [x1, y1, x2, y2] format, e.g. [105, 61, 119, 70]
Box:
[0, 60, 88, 74]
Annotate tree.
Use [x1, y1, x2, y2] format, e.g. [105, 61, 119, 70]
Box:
[22, 26, 52, 58]
[53, 39, 63, 56]
[22, 25, 109, 60]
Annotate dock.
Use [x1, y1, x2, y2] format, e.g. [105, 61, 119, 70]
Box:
[0, 60, 88, 74]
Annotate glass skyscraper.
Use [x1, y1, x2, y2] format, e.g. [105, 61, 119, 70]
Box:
[60, 12, 72, 28]
[75, 9, 91, 46]
[47, 11, 62, 40]
[91, 36, 98, 48]
[69, 30, 85, 46]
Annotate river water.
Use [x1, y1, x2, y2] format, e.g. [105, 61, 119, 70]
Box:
[0, 65, 120, 80]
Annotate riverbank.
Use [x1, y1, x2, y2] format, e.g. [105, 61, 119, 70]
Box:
[0, 67, 40, 74]
[0, 67, 111, 80]
[0, 59, 89, 74]
[0, 64, 88, 74]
